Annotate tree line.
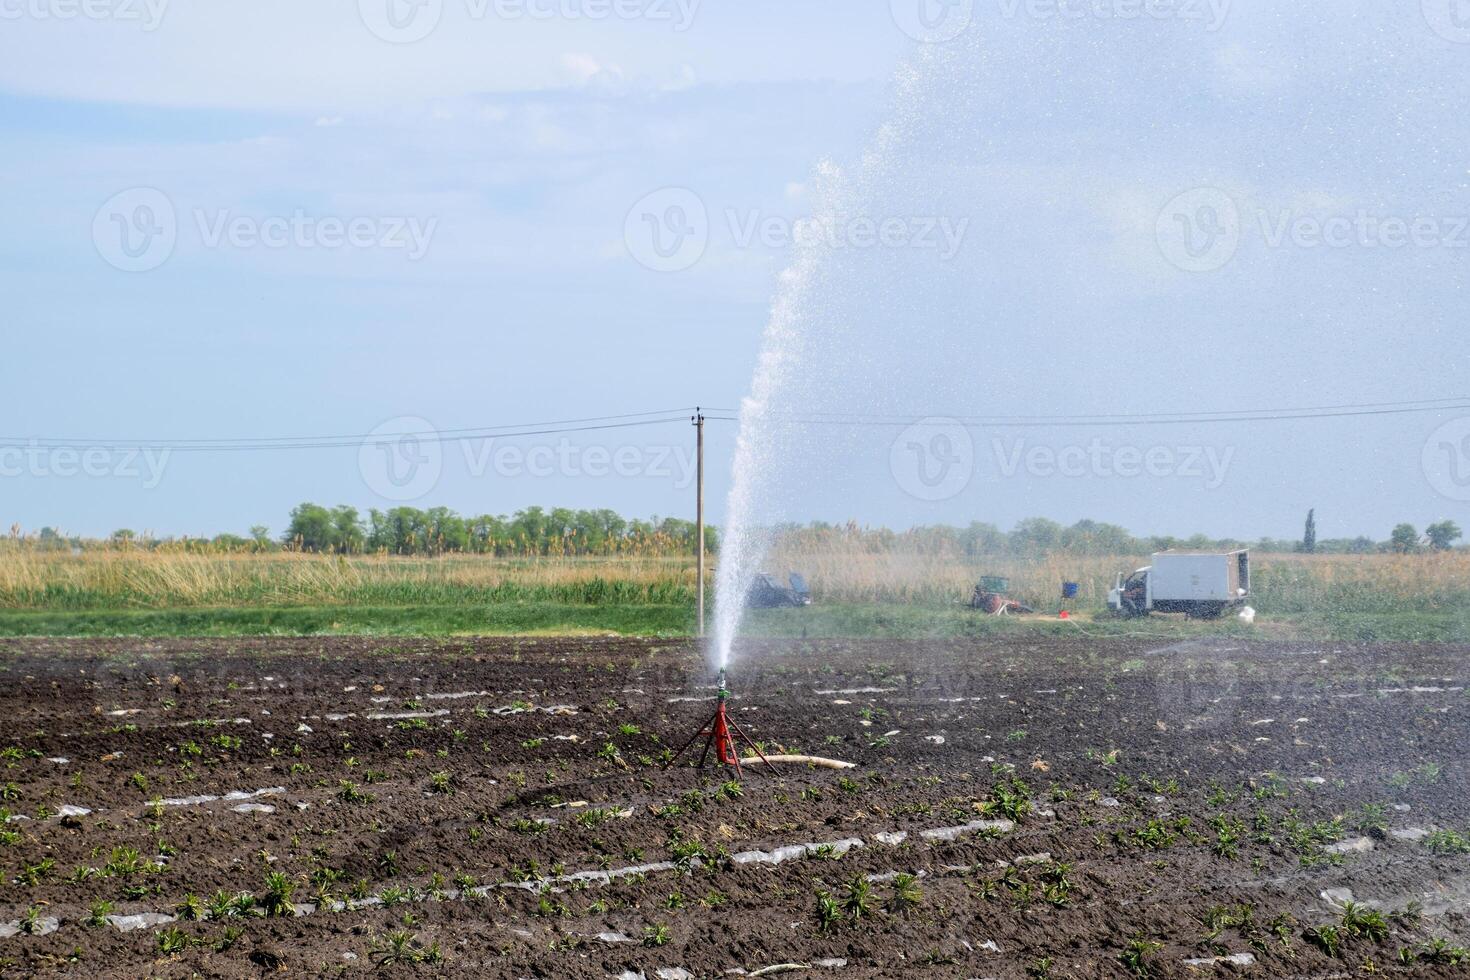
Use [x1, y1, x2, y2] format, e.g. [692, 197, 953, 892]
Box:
[1296, 508, 1461, 555]
[771, 516, 1462, 558]
[13, 509, 1463, 558]
[272, 504, 716, 556]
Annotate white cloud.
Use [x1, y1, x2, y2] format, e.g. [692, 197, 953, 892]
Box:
[560, 52, 606, 82]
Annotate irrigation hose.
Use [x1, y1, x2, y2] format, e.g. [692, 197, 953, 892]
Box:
[757, 754, 856, 770]
[1061, 614, 1222, 640]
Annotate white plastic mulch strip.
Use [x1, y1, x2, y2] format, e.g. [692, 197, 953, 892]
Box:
[3, 811, 1018, 940]
[161, 786, 285, 808]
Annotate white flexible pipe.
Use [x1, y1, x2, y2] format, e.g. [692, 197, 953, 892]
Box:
[758, 754, 856, 770]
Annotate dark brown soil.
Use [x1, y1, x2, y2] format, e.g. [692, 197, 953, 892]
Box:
[0, 634, 1467, 978]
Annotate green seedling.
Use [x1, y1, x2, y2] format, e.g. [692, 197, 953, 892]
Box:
[1120, 936, 1163, 977]
[262, 871, 296, 917]
[174, 893, 205, 921]
[842, 874, 874, 922]
[889, 872, 923, 912]
[1305, 924, 1342, 957]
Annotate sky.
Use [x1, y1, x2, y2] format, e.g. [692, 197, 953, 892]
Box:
[2, 0, 1468, 543]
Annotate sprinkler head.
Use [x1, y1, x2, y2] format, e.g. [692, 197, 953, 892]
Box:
[665, 664, 776, 777]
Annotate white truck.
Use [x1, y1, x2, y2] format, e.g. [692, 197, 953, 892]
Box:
[1108, 550, 1250, 619]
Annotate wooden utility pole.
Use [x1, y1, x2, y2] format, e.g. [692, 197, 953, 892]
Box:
[695, 408, 706, 638]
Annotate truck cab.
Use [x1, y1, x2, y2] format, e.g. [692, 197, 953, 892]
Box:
[1109, 567, 1152, 618]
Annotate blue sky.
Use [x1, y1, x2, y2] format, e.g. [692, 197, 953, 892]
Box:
[2, 0, 1468, 542]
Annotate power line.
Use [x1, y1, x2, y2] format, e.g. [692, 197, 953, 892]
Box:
[701, 396, 1470, 428]
[696, 396, 1470, 423]
[2, 396, 1464, 453]
[0, 409, 701, 453]
[0, 415, 697, 454]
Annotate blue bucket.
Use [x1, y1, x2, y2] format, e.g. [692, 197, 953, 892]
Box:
[1061, 582, 1080, 599]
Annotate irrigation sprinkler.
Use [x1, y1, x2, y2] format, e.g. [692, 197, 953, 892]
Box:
[667, 668, 777, 777]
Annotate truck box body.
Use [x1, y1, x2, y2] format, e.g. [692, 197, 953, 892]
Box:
[1147, 551, 1249, 603]
[1109, 550, 1250, 618]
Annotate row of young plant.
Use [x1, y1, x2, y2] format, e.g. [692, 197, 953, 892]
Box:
[8, 767, 1466, 977]
[3, 682, 1464, 976]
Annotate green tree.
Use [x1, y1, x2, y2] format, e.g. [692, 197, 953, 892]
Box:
[1063, 520, 1136, 555]
[367, 507, 428, 554]
[590, 509, 627, 552]
[1301, 509, 1316, 554]
[1426, 520, 1463, 551]
[35, 527, 68, 551]
[466, 514, 507, 554]
[424, 507, 468, 554]
[508, 507, 549, 554]
[283, 503, 336, 552]
[958, 521, 1006, 556]
[331, 506, 364, 554]
[1389, 523, 1420, 554]
[548, 507, 578, 555]
[1010, 517, 1064, 554]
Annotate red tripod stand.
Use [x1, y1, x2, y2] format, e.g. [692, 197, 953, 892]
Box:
[667, 671, 777, 776]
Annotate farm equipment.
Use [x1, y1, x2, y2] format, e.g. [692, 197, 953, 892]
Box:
[1108, 550, 1250, 619]
[969, 577, 1035, 616]
[747, 572, 811, 608]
